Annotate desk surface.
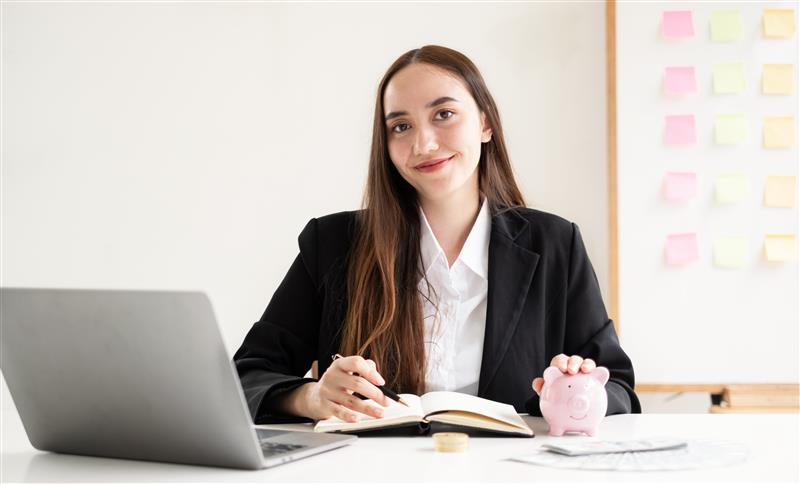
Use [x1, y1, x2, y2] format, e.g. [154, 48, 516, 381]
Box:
[1, 414, 798, 482]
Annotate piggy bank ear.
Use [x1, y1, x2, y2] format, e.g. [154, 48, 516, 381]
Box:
[591, 366, 610, 385]
[543, 366, 562, 383]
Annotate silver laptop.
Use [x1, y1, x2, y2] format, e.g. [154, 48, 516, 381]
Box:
[0, 287, 356, 470]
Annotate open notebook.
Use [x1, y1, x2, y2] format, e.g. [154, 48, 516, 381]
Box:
[313, 391, 534, 437]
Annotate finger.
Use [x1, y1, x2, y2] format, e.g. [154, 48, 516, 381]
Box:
[551, 354, 569, 372]
[337, 393, 385, 419]
[365, 359, 387, 387]
[567, 355, 583, 374]
[580, 359, 596, 373]
[329, 401, 361, 423]
[532, 378, 544, 396]
[339, 356, 386, 387]
[348, 375, 389, 406]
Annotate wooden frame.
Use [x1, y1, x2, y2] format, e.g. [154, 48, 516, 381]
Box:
[606, 0, 619, 336]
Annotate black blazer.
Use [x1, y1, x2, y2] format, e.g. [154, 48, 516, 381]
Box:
[234, 206, 640, 424]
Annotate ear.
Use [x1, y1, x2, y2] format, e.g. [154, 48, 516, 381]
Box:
[591, 367, 610, 385]
[543, 366, 562, 383]
[480, 112, 493, 143]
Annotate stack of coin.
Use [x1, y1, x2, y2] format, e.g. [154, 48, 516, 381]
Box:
[432, 432, 469, 453]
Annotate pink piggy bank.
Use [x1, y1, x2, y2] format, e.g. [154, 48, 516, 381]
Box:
[539, 365, 609, 436]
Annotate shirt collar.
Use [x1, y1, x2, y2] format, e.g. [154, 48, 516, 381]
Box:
[419, 196, 491, 279]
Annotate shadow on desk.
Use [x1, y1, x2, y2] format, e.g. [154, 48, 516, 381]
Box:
[20, 452, 245, 482]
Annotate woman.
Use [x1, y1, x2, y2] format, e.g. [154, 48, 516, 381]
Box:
[234, 45, 640, 424]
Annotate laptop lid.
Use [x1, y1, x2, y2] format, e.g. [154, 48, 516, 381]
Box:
[0, 288, 267, 469]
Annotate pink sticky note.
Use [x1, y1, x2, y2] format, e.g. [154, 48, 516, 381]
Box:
[663, 172, 697, 201]
[665, 115, 697, 145]
[664, 66, 697, 95]
[666, 233, 699, 265]
[662, 10, 695, 38]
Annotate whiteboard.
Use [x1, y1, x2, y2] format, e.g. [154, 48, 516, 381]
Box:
[617, 2, 798, 384]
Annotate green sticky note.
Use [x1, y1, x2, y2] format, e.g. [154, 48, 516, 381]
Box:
[713, 63, 746, 93]
[711, 10, 743, 42]
[716, 174, 750, 203]
[715, 114, 748, 144]
[714, 236, 748, 268]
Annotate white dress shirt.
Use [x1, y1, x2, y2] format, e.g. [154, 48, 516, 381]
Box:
[418, 197, 491, 395]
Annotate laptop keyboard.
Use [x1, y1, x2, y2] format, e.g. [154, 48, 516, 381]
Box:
[255, 429, 309, 457]
[260, 441, 307, 457]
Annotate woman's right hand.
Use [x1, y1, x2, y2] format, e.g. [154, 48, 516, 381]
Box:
[297, 355, 391, 422]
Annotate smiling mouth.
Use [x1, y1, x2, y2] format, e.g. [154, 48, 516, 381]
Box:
[416, 155, 454, 170]
[569, 414, 588, 421]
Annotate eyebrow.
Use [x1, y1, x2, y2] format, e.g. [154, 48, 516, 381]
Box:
[384, 96, 459, 123]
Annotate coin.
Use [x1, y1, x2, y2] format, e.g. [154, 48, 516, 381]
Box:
[432, 432, 469, 453]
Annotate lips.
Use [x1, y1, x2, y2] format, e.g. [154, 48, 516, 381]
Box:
[569, 414, 588, 421]
[415, 155, 454, 170]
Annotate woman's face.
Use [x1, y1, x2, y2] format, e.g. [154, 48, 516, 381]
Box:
[383, 64, 492, 203]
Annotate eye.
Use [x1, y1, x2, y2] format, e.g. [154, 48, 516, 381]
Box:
[391, 123, 410, 134]
[389, 110, 455, 135]
[436, 109, 455, 120]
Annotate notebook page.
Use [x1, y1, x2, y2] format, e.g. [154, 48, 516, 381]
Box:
[420, 391, 528, 429]
[314, 394, 424, 432]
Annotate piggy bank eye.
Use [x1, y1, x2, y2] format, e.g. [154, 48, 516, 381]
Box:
[567, 385, 571, 388]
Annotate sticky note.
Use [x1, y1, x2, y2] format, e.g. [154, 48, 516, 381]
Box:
[763, 64, 794, 95]
[715, 114, 748, 144]
[764, 234, 798, 262]
[666, 233, 699, 265]
[665, 115, 696, 145]
[764, 117, 795, 148]
[663, 172, 697, 201]
[714, 236, 748, 268]
[715, 174, 750, 203]
[663, 10, 695, 38]
[764, 9, 795, 38]
[713, 63, 746, 94]
[711, 10, 743, 42]
[764, 176, 797, 208]
[664, 66, 697, 95]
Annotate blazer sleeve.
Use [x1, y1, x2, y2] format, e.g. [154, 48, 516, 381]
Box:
[232, 218, 323, 424]
[525, 223, 641, 416]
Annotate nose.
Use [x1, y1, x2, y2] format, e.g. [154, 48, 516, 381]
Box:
[413, 124, 439, 157]
[568, 395, 589, 412]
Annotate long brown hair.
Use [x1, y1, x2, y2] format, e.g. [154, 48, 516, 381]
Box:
[340, 45, 526, 394]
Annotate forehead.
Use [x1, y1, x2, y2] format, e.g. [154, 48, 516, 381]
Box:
[383, 64, 472, 111]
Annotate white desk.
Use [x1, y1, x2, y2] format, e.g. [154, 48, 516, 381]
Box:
[1, 414, 798, 482]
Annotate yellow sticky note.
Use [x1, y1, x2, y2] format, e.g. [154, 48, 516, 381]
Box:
[764, 234, 798, 262]
[764, 176, 797, 208]
[764, 9, 795, 38]
[713, 63, 746, 94]
[715, 114, 748, 144]
[764, 117, 796, 148]
[763, 64, 794, 95]
[714, 236, 748, 268]
[715, 174, 750, 203]
[711, 10, 743, 42]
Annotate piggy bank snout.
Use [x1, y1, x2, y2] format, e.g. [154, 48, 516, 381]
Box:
[568, 394, 590, 412]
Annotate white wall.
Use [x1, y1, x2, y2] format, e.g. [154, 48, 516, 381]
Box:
[1, 2, 609, 441]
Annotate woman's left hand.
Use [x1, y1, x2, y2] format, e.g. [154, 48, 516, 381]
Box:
[531, 354, 597, 396]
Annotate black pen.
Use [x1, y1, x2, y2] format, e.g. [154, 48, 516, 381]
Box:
[331, 353, 410, 407]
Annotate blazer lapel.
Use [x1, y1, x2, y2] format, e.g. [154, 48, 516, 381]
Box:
[478, 208, 540, 396]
